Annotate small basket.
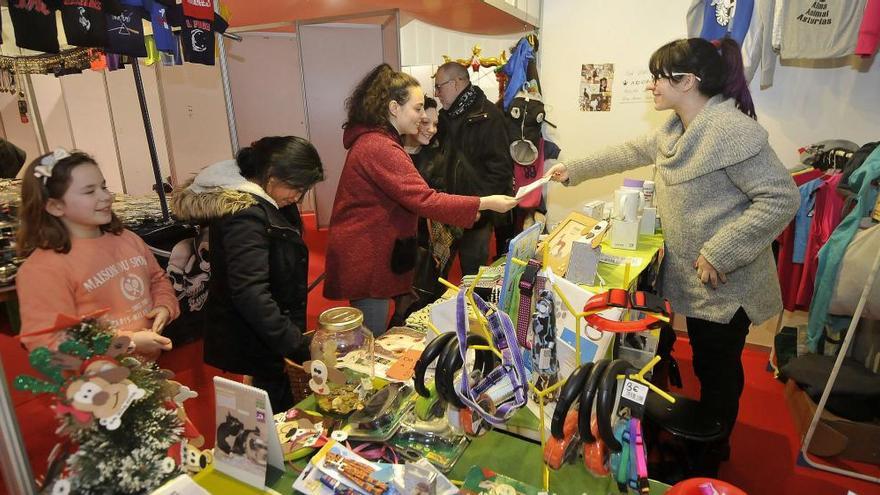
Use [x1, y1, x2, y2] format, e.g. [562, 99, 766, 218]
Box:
[284, 358, 311, 405]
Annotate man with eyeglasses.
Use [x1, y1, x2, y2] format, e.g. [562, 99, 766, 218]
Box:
[433, 62, 513, 275]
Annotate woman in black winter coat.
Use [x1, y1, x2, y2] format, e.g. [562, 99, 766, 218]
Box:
[172, 136, 324, 412]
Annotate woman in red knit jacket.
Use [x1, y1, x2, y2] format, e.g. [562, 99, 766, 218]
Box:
[324, 64, 518, 335]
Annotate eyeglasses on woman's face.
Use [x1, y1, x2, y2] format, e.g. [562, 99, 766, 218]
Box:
[651, 72, 702, 84]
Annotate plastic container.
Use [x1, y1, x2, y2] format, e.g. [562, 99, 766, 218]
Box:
[642, 180, 655, 209]
[310, 307, 375, 414]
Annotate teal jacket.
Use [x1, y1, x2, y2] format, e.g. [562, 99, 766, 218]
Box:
[808, 146, 880, 351]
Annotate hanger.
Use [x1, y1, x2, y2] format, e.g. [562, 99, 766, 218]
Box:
[791, 166, 816, 177]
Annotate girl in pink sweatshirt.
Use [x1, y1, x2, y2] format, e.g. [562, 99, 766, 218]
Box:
[16, 149, 179, 358]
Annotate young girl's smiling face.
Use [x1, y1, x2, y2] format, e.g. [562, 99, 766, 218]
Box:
[47, 163, 113, 237]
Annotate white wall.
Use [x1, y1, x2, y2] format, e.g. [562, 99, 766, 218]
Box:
[540, 0, 880, 226]
[399, 18, 519, 68]
[752, 60, 880, 167]
[400, 19, 521, 103]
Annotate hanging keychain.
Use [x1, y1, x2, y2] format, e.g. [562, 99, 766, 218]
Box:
[18, 91, 29, 124]
[16, 70, 28, 124]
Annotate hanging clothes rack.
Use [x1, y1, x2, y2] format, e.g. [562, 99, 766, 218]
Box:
[0, 16, 240, 493]
[800, 243, 880, 484]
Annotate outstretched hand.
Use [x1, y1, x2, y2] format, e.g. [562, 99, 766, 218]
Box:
[544, 162, 569, 183]
[479, 195, 520, 213]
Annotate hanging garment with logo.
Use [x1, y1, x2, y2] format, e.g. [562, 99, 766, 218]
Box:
[780, 0, 868, 58]
[9, 0, 60, 53]
[106, 5, 148, 56]
[182, 0, 213, 21]
[150, 1, 176, 52]
[169, 7, 228, 66]
[59, 0, 122, 48]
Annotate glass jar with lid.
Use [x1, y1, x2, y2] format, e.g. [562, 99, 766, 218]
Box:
[309, 307, 375, 414]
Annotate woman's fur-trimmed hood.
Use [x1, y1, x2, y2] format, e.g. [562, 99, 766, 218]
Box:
[171, 160, 276, 224]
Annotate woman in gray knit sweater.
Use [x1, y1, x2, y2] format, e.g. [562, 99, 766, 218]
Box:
[547, 38, 799, 473]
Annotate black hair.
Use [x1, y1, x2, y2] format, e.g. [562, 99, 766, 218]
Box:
[648, 37, 755, 119]
[236, 136, 324, 189]
[424, 96, 438, 111]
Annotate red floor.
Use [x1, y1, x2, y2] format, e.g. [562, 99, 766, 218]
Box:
[2, 213, 878, 494]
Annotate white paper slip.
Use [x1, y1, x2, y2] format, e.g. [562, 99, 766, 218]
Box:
[515, 176, 550, 200]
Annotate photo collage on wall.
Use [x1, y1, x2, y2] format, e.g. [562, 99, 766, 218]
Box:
[578, 63, 614, 112]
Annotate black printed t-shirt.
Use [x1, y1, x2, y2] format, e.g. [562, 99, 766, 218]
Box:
[169, 7, 227, 66]
[106, 5, 148, 56]
[9, 0, 60, 53]
[59, 0, 122, 48]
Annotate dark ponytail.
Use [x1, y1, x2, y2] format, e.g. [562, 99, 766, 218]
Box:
[236, 136, 324, 189]
[716, 38, 755, 119]
[648, 37, 756, 120]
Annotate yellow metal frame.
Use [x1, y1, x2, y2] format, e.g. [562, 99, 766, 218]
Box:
[432, 258, 674, 491]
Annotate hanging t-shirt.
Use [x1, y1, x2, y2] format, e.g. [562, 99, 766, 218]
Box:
[59, 0, 123, 48]
[687, 0, 755, 46]
[106, 5, 148, 57]
[174, 11, 227, 66]
[182, 15, 228, 65]
[149, 2, 176, 53]
[9, 0, 60, 53]
[780, 0, 868, 58]
[182, 0, 214, 21]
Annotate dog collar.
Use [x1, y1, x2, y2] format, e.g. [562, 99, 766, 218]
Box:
[515, 259, 541, 347]
[583, 289, 671, 333]
[454, 290, 528, 428]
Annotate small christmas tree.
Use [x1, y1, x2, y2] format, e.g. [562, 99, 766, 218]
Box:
[15, 313, 185, 494]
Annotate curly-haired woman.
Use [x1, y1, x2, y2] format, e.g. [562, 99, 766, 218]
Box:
[324, 64, 518, 335]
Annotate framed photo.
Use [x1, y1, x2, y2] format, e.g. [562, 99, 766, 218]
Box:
[541, 212, 599, 276]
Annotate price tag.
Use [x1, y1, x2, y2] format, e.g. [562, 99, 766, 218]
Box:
[621, 378, 649, 405]
[619, 377, 650, 418]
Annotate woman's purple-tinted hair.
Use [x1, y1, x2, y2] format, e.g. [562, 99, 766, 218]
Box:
[649, 37, 756, 120]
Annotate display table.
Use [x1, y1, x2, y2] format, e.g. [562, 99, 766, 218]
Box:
[584, 232, 664, 292]
[194, 394, 670, 494]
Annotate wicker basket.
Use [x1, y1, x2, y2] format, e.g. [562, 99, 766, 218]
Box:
[284, 358, 312, 405]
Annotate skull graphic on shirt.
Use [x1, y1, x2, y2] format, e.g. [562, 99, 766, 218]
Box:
[166, 228, 210, 312]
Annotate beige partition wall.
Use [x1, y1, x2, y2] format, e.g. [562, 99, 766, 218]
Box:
[16, 60, 232, 196]
[0, 92, 41, 170]
[299, 13, 399, 228]
[224, 33, 307, 148]
[59, 71, 126, 193]
[104, 66, 174, 196]
[28, 75, 74, 152]
[382, 15, 401, 71]
[223, 32, 313, 210]
[157, 63, 233, 185]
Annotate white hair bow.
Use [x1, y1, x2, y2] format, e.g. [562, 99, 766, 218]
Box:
[33, 148, 71, 184]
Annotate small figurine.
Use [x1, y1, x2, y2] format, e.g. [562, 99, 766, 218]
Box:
[304, 360, 347, 396]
